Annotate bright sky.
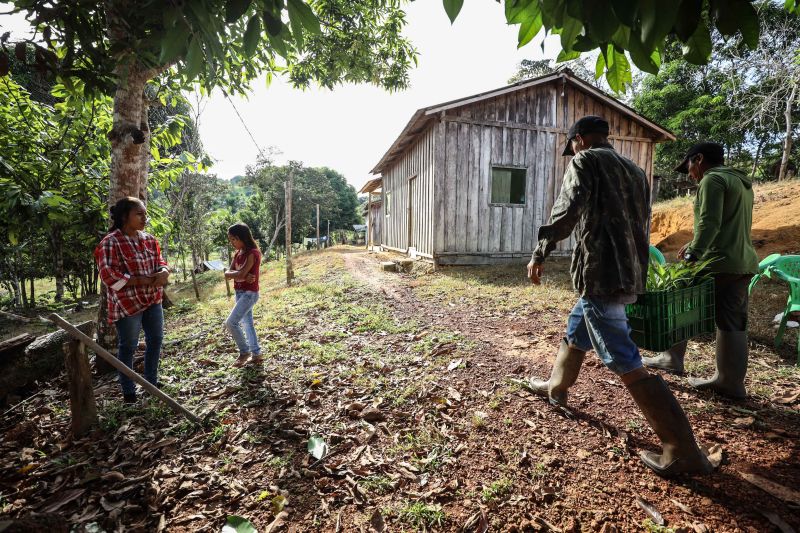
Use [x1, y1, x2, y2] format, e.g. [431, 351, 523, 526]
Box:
[1, 2, 561, 190]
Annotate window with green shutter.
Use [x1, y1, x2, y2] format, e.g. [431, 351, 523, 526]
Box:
[490, 167, 526, 205]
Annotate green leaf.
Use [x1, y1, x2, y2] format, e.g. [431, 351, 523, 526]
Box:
[225, 0, 251, 24]
[682, 21, 712, 65]
[243, 15, 262, 58]
[506, 0, 539, 24]
[262, 10, 283, 37]
[443, 0, 464, 23]
[8, 229, 18, 245]
[628, 28, 660, 74]
[287, 0, 321, 34]
[184, 38, 204, 80]
[605, 47, 631, 93]
[639, 0, 680, 50]
[159, 21, 191, 64]
[307, 434, 328, 460]
[610, 0, 637, 26]
[517, 11, 543, 48]
[674, 0, 701, 41]
[221, 515, 257, 533]
[556, 49, 581, 63]
[595, 52, 606, 79]
[560, 14, 583, 53]
[732, 0, 759, 48]
[584, 0, 618, 42]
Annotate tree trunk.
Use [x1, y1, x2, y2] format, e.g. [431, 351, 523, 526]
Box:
[97, 63, 154, 368]
[779, 83, 797, 181]
[751, 135, 767, 178]
[50, 226, 65, 301]
[30, 277, 35, 305]
[19, 276, 28, 309]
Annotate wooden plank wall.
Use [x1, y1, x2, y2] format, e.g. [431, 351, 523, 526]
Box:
[433, 79, 656, 259]
[380, 127, 435, 256]
[369, 202, 382, 247]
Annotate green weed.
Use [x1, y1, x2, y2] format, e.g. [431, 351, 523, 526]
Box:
[397, 502, 446, 528]
[482, 478, 513, 502]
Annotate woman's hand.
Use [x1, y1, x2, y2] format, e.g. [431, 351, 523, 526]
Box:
[152, 270, 170, 287]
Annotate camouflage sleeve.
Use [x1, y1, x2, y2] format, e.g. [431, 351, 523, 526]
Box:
[532, 155, 592, 263]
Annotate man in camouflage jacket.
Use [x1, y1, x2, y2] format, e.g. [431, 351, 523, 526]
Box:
[526, 116, 711, 478]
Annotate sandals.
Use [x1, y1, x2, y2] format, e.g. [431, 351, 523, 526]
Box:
[233, 353, 251, 368]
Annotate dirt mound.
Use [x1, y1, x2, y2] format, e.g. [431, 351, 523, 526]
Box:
[651, 180, 800, 259]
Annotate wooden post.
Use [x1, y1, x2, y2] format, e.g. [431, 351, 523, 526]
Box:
[48, 314, 202, 424]
[326, 220, 330, 248]
[367, 193, 373, 250]
[63, 339, 98, 437]
[316, 204, 320, 250]
[284, 177, 294, 286]
[190, 266, 200, 300]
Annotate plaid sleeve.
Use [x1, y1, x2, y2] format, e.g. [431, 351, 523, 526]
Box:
[94, 235, 130, 291]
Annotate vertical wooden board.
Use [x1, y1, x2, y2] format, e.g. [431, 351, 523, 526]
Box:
[468, 124, 481, 252]
[555, 84, 564, 129]
[523, 130, 537, 252]
[478, 127, 491, 252]
[534, 130, 546, 229]
[444, 121, 458, 252]
[572, 88, 582, 125]
[456, 122, 469, 252]
[431, 122, 447, 253]
[512, 128, 526, 251]
[490, 126, 503, 252]
[508, 93, 517, 126]
[501, 206, 512, 251]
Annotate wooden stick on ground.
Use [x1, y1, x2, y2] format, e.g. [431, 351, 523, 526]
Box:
[48, 313, 201, 425]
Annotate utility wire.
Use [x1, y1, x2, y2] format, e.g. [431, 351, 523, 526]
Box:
[223, 92, 266, 158]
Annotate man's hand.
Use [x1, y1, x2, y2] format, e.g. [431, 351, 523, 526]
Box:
[527, 260, 543, 285]
[678, 243, 690, 260]
[246, 274, 256, 283]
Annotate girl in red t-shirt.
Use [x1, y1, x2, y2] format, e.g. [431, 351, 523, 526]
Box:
[224, 223, 262, 367]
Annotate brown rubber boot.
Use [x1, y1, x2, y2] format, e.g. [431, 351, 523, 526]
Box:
[528, 339, 586, 407]
[626, 374, 713, 477]
[687, 330, 747, 399]
[641, 341, 686, 375]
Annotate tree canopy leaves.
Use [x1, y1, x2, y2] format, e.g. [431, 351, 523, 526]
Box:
[450, 0, 783, 93]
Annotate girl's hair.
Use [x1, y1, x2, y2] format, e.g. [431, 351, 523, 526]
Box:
[110, 197, 144, 231]
[228, 222, 259, 251]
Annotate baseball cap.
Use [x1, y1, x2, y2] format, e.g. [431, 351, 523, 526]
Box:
[674, 142, 725, 173]
[562, 115, 610, 156]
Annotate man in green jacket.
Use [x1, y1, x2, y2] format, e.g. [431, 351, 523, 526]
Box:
[643, 142, 759, 398]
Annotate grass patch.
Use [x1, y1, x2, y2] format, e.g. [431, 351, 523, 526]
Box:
[482, 477, 513, 502]
[359, 475, 394, 494]
[396, 502, 446, 529]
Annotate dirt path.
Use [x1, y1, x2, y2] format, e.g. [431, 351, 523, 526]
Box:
[341, 250, 800, 532]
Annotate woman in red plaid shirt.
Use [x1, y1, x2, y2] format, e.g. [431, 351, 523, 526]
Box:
[94, 197, 170, 404]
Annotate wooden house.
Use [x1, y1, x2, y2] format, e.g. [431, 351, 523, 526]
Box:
[359, 177, 383, 252]
[368, 70, 674, 265]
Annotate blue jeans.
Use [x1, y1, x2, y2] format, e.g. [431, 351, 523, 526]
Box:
[225, 290, 261, 356]
[565, 297, 643, 376]
[115, 303, 163, 396]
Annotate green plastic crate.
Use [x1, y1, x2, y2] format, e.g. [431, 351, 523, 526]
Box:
[626, 278, 715, 352]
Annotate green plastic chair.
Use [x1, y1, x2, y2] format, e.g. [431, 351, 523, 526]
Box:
[649, 245, 666, 265]
[749, 254, 800, 364]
